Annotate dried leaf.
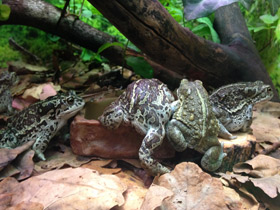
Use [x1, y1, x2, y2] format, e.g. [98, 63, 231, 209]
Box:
[250, 175, 280, 198]
[115, 171, 148, 210]
[10, 168, 127, 209]
[233, 155, 280, 178]
[22, 83, 59, 100]
[223, 186, 242, 210]
[0, 193, 13, 209]
[152, 162, 228, 209]
[34, 145, 94, 173]
[238, 187, 260, 210]
[0, 177, 20, 209]
[219, 172, 250, 184]
[82, 159, 122, 174]
[140, 184, 173, 210]
[14, 150, 35, 180]
[252, 102, 280, 145]
[0, 165, 20, 180]
[7, 202, 44, 210]
[0, 177, 19, 194]
[39, 83, 60, 100]
[0, 141, 34, 170]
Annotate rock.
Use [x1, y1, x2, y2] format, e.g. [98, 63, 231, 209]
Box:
[70, 115, 175, 159]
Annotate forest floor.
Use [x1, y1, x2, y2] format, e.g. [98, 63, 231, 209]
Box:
[0, 60, 279, 210]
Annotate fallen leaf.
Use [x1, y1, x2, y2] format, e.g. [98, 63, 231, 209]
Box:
[0, 165, 20, 180]
[223, 186, 242, 210]
[148, 162, 229, 209]
[252, 102, 280, 144]
[250, 175, 280, 198]
[140, 184, 173, 210]
[238, 187, 260, 210]
[115, 170, 148, 210]
[14, 150, 35, 180]
[10, 168, 127, 209]
[12, 97, 33, 110]
[22, 83, 60, 100]
[0, 177, 20, 194]
[34, 145, 94, 173]
[7, 201, 44, 210]
[0, 141, 34, 170]
[0, 177, 21, 209]
[82, 159, 122, 174]
[0, 193, 13, 209]
[219, 172, 250, 184]
[233, 154, 280, 178]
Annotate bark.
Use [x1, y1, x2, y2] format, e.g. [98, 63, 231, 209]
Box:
[89, 0, 279, 101]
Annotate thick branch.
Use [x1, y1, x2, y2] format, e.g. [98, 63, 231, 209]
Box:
[1, 0, 125, 65]
[1, 0, 182, 89]
[89, 0, 278, 100]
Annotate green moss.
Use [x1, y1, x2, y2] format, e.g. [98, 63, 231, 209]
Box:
[0, 44, 20, 67]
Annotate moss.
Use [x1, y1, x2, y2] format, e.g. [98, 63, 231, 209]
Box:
[0, 44, 20, 67]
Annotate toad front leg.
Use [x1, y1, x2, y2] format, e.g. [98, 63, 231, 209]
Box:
[138, 127, 170, 175]
[32, 136, 50, 161]
[217, 120, 237, 140]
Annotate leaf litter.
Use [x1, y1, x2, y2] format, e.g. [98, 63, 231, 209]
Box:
[0, 59, 280, 209]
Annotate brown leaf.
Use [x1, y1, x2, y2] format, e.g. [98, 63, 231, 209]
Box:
[7, 202, 44, 210]
[82, 159, 122, 174]
[0, 177, 19, 194]
[219, 172, 250, 184]
[148, 162, 229, 209]
[10, 168, 127, 209]
[0, 177, 20, 209]
[34, 145, 94, 173]
[115, 170, 148, 210]
[238, 187, 260, 210]
[250, 175, 280, 198]
[223, 186, 242, 210]
[140, 184, 173, 210]
[14, 150, 35, 180]
[233, 154, 280, 178]
[0, 141, 34, 170]
[0, 165, 20, 180]
[252, 102, 280, 145]
[0, 193, 13, 209]
[22, 83, 60, 100]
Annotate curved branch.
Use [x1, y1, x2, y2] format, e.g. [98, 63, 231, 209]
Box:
[89, 0, 278, 100]
[1, 0, 124, 65]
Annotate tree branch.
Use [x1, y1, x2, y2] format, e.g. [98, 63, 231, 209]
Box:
[1, 0, 125, 65]
[89, 0, 278, 100]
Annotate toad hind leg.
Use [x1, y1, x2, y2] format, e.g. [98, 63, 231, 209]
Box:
[201, 142, 226, 172]
[138, 127, 170, 176]
[166, 120, 188, 152]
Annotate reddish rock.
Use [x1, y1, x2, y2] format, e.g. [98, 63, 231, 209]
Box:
[70, 115, 175, 159]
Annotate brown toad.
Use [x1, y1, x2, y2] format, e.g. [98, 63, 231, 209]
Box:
[210, 81, 273, 139]
[0, 71, 17, 115]
[166, 79, 226, 172]
[98, 79, 176, 175]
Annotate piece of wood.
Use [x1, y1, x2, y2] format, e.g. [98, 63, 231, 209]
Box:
[89, 0, 278, 100]
[218, 133, 256, 172]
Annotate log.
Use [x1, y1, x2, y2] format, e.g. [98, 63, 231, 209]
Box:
[218, 133, 256, 173]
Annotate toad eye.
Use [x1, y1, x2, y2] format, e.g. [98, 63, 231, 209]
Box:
[67, 97, 75, 105]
